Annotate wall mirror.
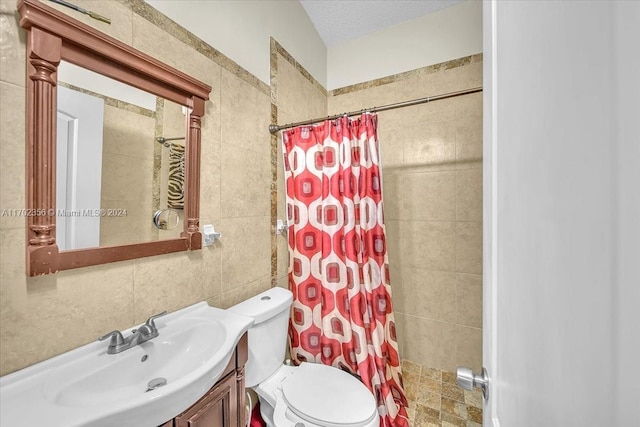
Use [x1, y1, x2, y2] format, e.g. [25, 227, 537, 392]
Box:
[19, 0, 211, 275]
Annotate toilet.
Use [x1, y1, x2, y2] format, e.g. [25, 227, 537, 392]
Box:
[229, 287, 379, 427]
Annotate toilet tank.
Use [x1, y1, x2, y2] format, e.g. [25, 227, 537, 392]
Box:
[228, 287, 293, 387]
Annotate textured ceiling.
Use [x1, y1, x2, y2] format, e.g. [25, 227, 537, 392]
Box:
[300, 0, 466, 47]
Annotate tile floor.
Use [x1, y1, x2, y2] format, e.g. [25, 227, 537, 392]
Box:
[402, 360, 483, 426]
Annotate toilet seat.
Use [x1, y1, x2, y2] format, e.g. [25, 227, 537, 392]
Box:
[279, 363, 378, 427]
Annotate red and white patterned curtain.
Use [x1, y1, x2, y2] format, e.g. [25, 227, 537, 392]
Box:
[282, 114, 409, 426]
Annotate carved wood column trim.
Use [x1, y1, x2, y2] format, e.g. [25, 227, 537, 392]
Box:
[183, 96, 204, 250]
[25, 26, 61, 275]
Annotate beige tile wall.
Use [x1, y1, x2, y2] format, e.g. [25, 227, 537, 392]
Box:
[328, 57, 484, 373]
[0, 0, 273, 375]
[100, 104, 156, 246]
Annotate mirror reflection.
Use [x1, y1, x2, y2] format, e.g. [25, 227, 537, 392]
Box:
[56, 62, 188, 250]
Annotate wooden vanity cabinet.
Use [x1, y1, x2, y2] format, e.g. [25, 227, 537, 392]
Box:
[160, 333, 248, 427]
[174, 371, 237, 427]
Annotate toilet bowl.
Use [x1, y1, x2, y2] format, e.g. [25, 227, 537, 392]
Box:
[256, 363, 379, 427]
[229, 288, 379, 427]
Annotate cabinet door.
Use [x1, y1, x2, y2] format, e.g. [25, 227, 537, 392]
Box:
[175, 372, 237, 427]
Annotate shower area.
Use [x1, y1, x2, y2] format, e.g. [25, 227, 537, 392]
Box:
[271, 40, 483, 425]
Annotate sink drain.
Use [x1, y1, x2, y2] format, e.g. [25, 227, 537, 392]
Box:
[146, 377, 167, 392]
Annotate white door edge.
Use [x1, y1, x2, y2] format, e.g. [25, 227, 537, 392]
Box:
[482, 1, 498, 426]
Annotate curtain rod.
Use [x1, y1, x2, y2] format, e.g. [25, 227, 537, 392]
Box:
[268, 86, 482, 134]
[156, 136, 185, 147]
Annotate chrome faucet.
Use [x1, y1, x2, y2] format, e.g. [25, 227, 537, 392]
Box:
[99, 311, 167, 354]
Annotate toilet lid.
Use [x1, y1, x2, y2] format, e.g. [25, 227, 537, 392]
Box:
[281, 363, 378, 426]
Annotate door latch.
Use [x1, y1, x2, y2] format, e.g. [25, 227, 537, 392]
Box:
[456, 366, 489, 401]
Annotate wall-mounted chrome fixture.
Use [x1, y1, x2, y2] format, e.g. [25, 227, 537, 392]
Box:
[275, 219, 288, 236]
[202, 224, 222, 246]
[156, 136, 185, 147]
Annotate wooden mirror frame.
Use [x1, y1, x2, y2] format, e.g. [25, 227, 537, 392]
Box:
[18, 0, 212, 276]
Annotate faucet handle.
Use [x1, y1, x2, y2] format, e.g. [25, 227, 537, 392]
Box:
[145, 311, 167, 332]
[98, 330, 125, 347]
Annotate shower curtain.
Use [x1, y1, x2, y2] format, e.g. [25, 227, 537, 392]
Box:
[282, 114, 408, 426]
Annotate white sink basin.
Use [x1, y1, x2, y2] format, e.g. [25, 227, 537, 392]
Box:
[0, 302, 253, 427]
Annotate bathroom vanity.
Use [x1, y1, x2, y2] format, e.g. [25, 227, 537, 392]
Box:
[160, 333, 248, 427]
[0, 302, 253, 427]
